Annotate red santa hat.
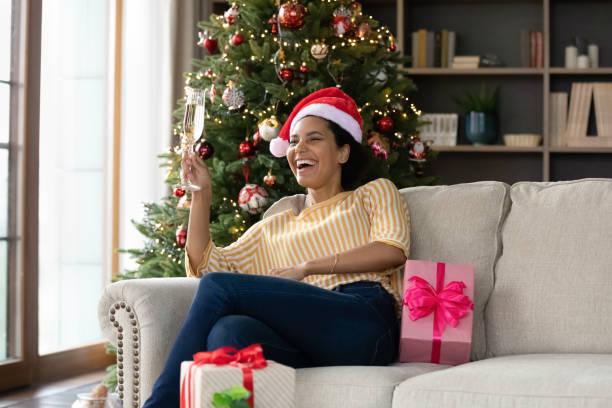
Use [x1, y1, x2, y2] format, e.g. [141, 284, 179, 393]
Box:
[270, 87, 363, 157]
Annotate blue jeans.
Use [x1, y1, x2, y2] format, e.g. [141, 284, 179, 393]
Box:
[142, 272, 399, 407]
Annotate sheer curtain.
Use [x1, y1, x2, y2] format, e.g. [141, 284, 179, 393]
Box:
[118, 0, 204, 274]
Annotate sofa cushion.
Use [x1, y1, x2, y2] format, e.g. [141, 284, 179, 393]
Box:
[392, 354, 612, 408]
[399, 181, 510, 361]
[296, 363, 447, 408]
[486, 178, 612, 356]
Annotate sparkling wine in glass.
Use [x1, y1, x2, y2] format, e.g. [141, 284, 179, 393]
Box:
[178, 87, 206, 191]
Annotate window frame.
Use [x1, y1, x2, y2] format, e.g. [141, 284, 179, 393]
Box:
[0, 0, 114, 391]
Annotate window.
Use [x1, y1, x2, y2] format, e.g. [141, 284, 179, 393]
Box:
[38, 0, 109, 354]
[1, 0, 16, 365]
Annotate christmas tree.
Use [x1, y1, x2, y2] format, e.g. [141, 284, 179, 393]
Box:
[117, 0, 440, 280]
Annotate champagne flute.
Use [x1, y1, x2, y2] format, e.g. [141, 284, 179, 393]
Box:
[178, 87, 206, 191]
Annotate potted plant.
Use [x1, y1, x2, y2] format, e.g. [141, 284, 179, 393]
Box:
[453, 84, 500, 145]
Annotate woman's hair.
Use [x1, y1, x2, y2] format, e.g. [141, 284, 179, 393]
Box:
[325, 119, 370, 190]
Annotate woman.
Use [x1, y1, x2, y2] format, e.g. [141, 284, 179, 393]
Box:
[143, 87, 410, 407]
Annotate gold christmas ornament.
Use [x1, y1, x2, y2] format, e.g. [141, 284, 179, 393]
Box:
[258, 116, 281, 141]
[310, 42, 329, 60]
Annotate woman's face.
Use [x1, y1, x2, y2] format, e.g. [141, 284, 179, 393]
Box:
[287, 116, 349, 191]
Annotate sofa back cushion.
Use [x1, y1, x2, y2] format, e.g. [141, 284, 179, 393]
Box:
[399, 181, 510, 361]
[486, 178, 612, 356]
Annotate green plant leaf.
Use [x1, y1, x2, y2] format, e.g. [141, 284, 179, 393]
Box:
[225, 385, 250, 400]
[230, 400, 251, 408]
[212, 393, 233, 408]
[452, 83, 500, 114]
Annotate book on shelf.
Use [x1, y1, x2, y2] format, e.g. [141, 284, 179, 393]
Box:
[441, 29, 449, 68]
[426, 31, 435, 67]
[593, 82, 612, 137]
[520, 28, 530, 67]
[549, 92, 568, 147]
[434, 31, 442, 68]
[417, 29, 427, 68]
[564, 82, 612, 147]
[535, 31, 543, 68]
[524, 29, 543, 68]
[411, 32, 419, 68]
[448, 31, 456, 69]
[411, 29, 456, 69]
[452, 56, 480, 69]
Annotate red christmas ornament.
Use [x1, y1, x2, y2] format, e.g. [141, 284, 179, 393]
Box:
[198, 31, 219, 55]
[231, 33, 244, 45]
[389, 43, 397, 52]
[278, 1, 306, 30]
[173, 187, 185, 198]
[332, 5, 352, 36]
[268, 15, 278, 34]
[176, 227, 187, 247]
[203, 38, 218, 55]
[194, 139, 214, 160]
[280, 68, 294, 82]
[409, 137, 429, 162]
[300, 64, 308, 73]
[263, 172, 276, 187]
[376, 116, 394, 133]
[239, 140, 255, 158]
[224, 5, 240, 25]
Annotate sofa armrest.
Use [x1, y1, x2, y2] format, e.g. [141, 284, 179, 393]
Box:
[98, 277, 199, 408]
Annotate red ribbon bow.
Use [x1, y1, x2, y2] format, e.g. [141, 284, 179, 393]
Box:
[402, 263, 474, 363]
[181, 344, 267, 408]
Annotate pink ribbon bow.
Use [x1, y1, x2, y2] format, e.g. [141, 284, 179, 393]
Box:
[403, 263, 474, 363]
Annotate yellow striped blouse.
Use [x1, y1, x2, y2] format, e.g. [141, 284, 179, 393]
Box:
[186, 178, 411, 316]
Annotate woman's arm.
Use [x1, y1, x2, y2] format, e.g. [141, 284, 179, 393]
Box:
[183, 152, 213, 273]
[306, 241, 406, 276]
[269, 241, 406, 281]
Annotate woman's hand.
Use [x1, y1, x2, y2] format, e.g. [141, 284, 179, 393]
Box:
[269, 263, 308, 281]
[182, 152, 212, 201]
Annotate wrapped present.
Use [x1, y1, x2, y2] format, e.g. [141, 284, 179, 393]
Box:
[399, 260, 474, 365]
[180, 344, 295, 408]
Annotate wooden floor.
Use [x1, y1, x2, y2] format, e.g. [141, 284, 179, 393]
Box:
[0, 370, 107, 408]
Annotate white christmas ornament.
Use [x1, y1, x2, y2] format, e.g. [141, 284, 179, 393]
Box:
[258, 116, 281, 141]
[238, 184, 269, 214]
[222, 83, 245, 110]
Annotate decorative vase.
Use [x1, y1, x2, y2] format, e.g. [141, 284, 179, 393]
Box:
[465, 111, 497, 145]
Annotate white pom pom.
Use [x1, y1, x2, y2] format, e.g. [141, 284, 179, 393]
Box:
[270, 138, 289, 157]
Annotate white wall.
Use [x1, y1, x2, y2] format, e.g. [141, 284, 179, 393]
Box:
[118, 0, 174, 274]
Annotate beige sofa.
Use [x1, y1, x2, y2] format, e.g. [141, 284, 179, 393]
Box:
[98, 178, 612, 408]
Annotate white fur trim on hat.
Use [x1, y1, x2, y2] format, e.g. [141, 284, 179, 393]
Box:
[290, 103, 363, 143]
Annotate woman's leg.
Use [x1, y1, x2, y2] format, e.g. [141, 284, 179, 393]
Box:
[143, 272, 397, 408]
[206, 315, 311, 367]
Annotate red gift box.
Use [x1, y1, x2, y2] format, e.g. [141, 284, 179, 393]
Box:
[399, 260, 474, 365]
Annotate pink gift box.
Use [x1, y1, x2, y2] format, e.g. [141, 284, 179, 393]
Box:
[399, 260, 474, 365]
